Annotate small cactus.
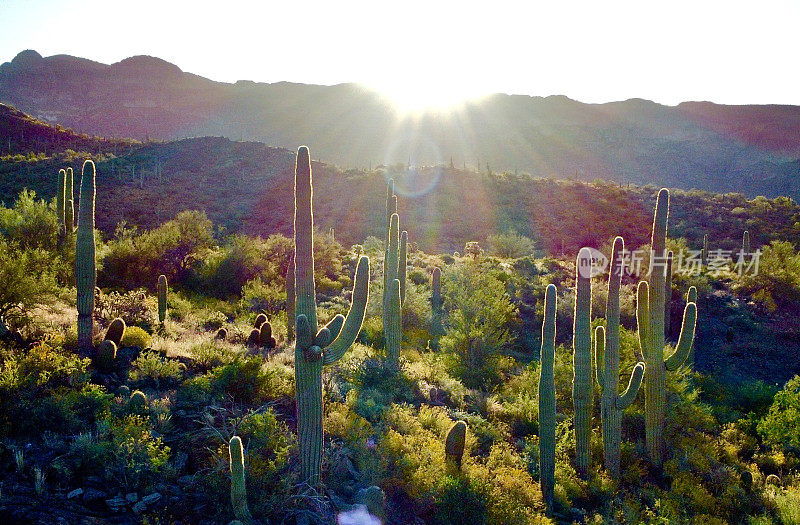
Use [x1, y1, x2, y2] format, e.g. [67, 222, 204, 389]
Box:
[445, 420, 467, 472]
[157, 275, 168, 324]
[216, 328, 228, 340]
[95, 340, 117, 371]
[539, 284, 557, 513]
[259, 321, 276, 349]
[104, 318, 126, 347]
[246, 329, 260, 347]
[128, 390, 147, 413]
[254, 313, 267, 329]
[743, 230, 751, 254]
[229, 436, 252, 522]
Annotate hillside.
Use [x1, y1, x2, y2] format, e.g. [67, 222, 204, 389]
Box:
[3, 50, 800, 200]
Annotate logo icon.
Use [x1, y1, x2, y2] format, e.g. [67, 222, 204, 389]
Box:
[578, 247, 609, 278]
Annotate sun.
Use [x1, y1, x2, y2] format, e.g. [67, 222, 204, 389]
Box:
[366, 78, 488, 114]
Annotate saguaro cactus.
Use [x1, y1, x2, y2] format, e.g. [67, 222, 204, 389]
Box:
[75, 160, 96, 354]
[743, 230, 751, 254]
[157, 275, 168, 324]
[573, 248, 592, 478]
[701, 234, 709, 267]
[665, 250, 673, 339]
[595, 237, 645, 480]
[65, 167, 74, 233]
[57, 169, 66, 236]
[539, 284, 556, 513]
[293, 146, 370, 485]
[640, 189, 698, 466]
[430, 267, 443, 350]
[229, 436, 252, 522]
[445, 420, 467, 472]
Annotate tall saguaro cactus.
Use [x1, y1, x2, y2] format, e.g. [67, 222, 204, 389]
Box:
[293, 146, 370, 485]
[430, 267, 443, 350]
[65, 167, 75, 233]
[539, 284, 556, 513]
[157, 275, 168, 324]
[57, 169, 66, 236]
[641, 189, 698, 466]
[383, 212, 405, 369]
[595, 237, 645, 480]
[75, 160, 96, 354]
[573, 248, 592, 478]
[228, 436, 252, 522]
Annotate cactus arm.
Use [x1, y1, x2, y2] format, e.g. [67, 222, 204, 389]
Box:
[616, 362, 645, 409]
[665, 302, 697, 371]
[399, 230, 408, 305]
[665, 250, 673, 338]
[686, 286, 697, 304]
[539, 283, 557, 513]
[636, 281, 649, 363]
[316, 314, 345, 348]
[229, 436, 252, 521]
[323, 256, 370, 365]
[386, 179, 394, 225]
[594, 325, 605, 390]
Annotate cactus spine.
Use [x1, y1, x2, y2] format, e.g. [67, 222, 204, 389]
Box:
[75, 161, 96, 354]
[293, 146, 370, 485]
[104, 317, 126, 347]
[743, 230, 751, 254]
[573, 248, 592, 478]
[539, 284, 556, 513]
[640, 189, 698, 466]
[430, 267, 443, 350]
[65, 167, 74, 233]
[445, 420, 467, 472]
[228, 436, 252, 522]
[596, 237, 645, 480]
[157, 274, 167, 324]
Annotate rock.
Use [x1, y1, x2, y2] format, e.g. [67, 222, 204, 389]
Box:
[177, 475, 194, 487]
[141, 492, 162, 506]
[126, 492, 139, 503]
[66, 488, 83, 499]
[82, 488, 106, 503]
[105, 497, 127, 510]
[132, 501, 147, 515]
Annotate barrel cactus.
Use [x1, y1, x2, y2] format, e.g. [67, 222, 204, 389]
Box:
[254, 313, 267, 329]
[104, 317, 126, 347]
[259, 321, 276, 349]
[539, 284, 556, 513]
[229, 436, 252, 522]
[75, 160, 96, 354]
[157, 274, 168, 324]
[640, 189, 698, 466]
[445, 420, 467, 472]
[293, 146, 370, 484]
[573, 248, 592, 478]
[95, 340, 117, 371]
[595, 237, 645, 479]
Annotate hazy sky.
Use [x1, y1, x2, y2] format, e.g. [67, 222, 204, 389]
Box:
[1, 0, 799, 109]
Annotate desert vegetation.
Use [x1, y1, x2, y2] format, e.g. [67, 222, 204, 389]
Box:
[1, 143, 800, 525]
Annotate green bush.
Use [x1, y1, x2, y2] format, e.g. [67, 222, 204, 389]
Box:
[0, 189, 59, 252]
[120, 326, 152, 349]
[0, 238, 58, 328]
[486, 230, 535, 259]
[758, 376, 800, 454]
[96, 289, 157, 331]
[129, 350, 184, 388]
[241, 276, 286, 315]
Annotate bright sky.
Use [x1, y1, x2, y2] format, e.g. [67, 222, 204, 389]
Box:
[1, 0, 799, 110]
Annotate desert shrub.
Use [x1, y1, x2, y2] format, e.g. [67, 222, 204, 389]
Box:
[129, 350, 184, 388]
[119, 326, 151, 349]
[241, 276, 286, 315]
[736, 240, 800, 312]
[758, 376, 800, 455]
[0, 189, 59, 252]
[95, 289, 157, 330]
[100, 210, 215, 290]
[770, 484, 800, 524]
[199, 310, 228, 332]
[187, 340, 237, 371]
[434, 476, 488, 525]
[108, 414, 171, 490]
[0, 239, 58, 328]
[486, 230, 535, 259]
[180, 357, 293, 407]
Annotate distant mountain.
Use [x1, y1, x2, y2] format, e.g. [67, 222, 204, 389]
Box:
[2, 50, 800, 200]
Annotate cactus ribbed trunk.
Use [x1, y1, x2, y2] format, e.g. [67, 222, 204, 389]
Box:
[57, 169, 66, 237]
[573, 248, 592, 478]
[430, 267, 443, 350]
[399, 230, 408, 304]
[292, 146, 370, 485]
[539, 284, 556, 513]
[645, 188, 669, 466]
[665, 250, 673, 339]
[65, 167, 74, 233]
[229, 436, 252, 522]
[75, 161, 96, 355]
[286, 252, 295, 342]
[386, 279, 402, 368]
